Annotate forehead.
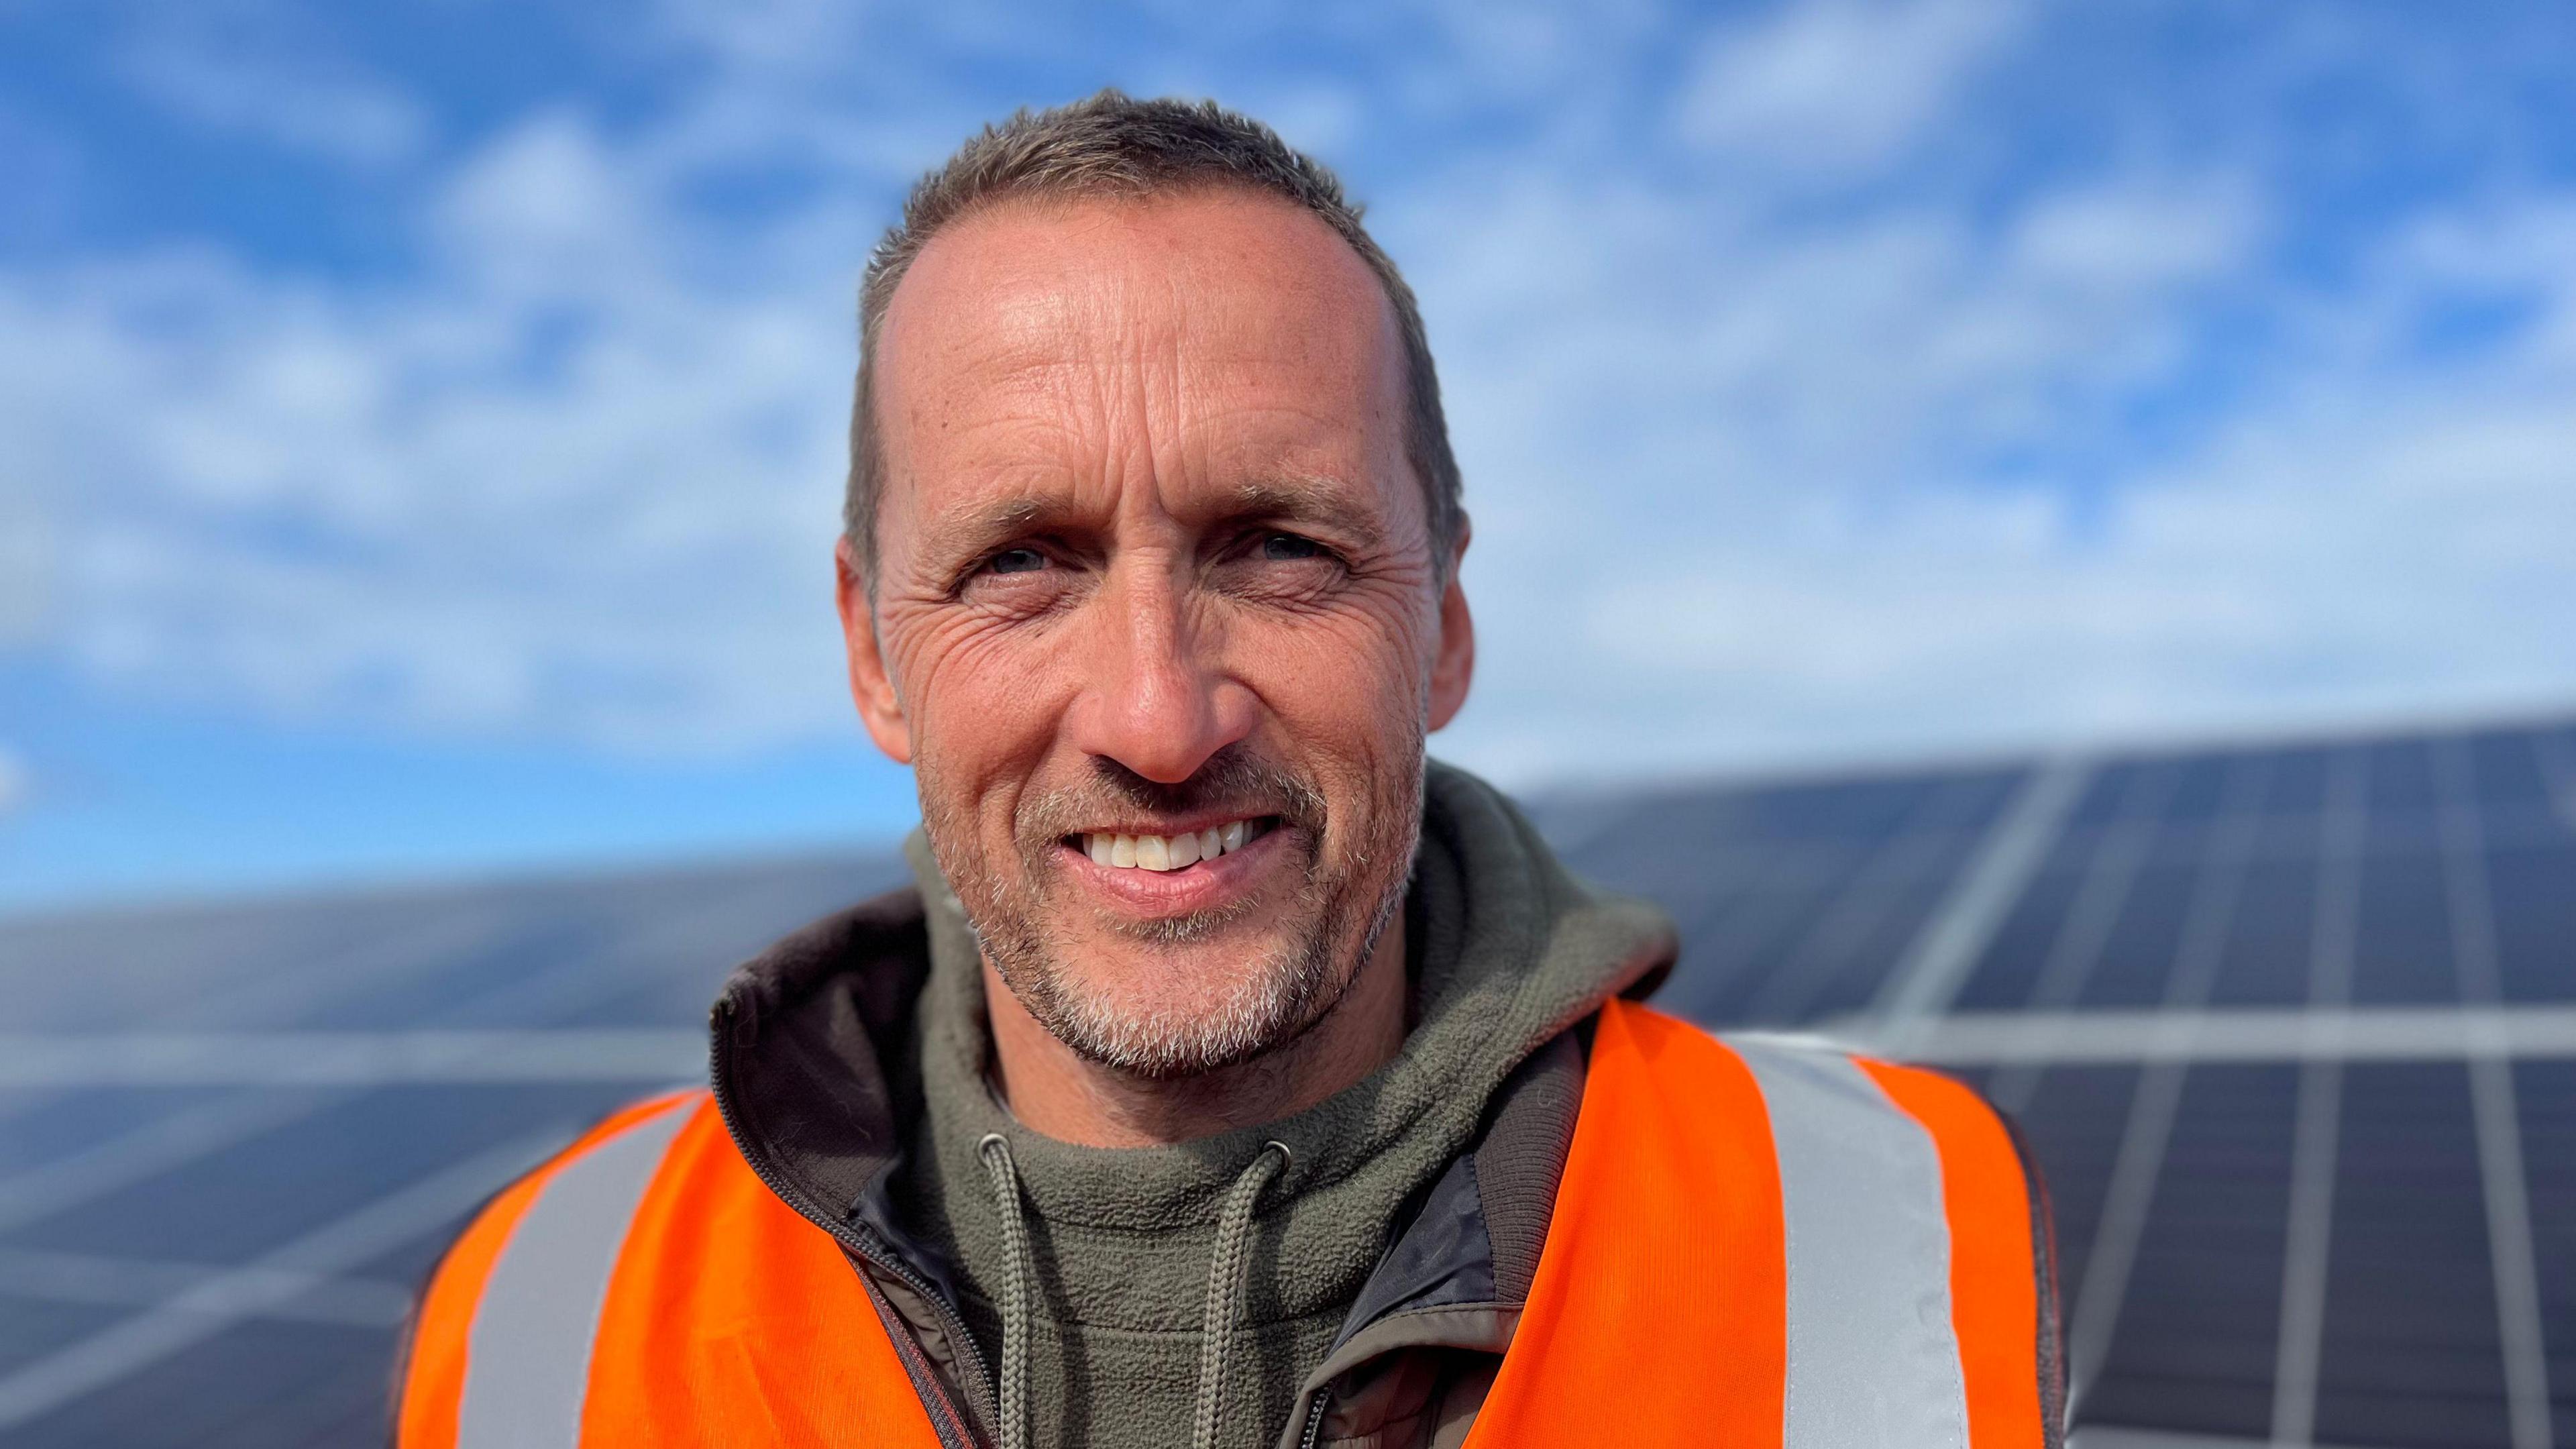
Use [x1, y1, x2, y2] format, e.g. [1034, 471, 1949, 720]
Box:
[870, 187, 1410, 525]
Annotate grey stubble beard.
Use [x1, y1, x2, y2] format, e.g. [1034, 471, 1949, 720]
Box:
[922, 739, 1425, 1080]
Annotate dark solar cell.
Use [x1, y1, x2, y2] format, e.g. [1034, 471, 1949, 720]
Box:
[2264, 746, 2335, 816]
[1647, 866, 1803, 1023]
[2082, 1064, 2297, 1440]
[2351, 846, 2460, 1006]
[1672, 842, 1877, 1024]
[0, 1299, 137, 1379]
[2160, 754, 2237, 822]
[295, 916, 616, 1030]
[2076, 858, 2197, 1008]
[1737, 777, 2008, 1024]
[2003, 1065, 2138, 1316]
[2211, 857, 2316, 1007]
[2465, 730, 2549, 808]
[555, 953, 753, 1026]
[1951, 856, 2085, 1010]
[0, 902, 394, 1034]
[11, 1318, 396, 1449]
[0, 1084, 634, 1263]
[2068, 759, 2160, 829]
[2313, 1063, 2513, 1449]
[2515, 1061, 2576, 1427]
[2487, 837, 2576, 1004]
[2366, 738, 2442, 814]
[1796, 865, 1960, 1020]
[1730, 773, 1952, 840]
[2253, 801, 2324, 863]
[1554, 794, 1778, 915]
[0, 1087, 206, 1179]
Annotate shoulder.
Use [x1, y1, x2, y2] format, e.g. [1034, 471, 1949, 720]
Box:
[394, 1090, 710, 1448]
[1587, 1000, 2050, 1291]
[1595, 999, 2027, 1165]
[1576, 1002, 2063, 1440]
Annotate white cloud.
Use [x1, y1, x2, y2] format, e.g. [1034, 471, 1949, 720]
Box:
[117, 19, 431, 168]
[1674, 0, 2024, 176]
[13, 1, 2576, 794]
[1391, 145, 2575, 786]
[2, 102, 869, 751]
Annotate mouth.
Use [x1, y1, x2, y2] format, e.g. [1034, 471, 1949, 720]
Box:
[1063, 816, 1281, 873]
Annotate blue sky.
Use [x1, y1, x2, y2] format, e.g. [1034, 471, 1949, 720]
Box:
[4, 0, 2573, 910]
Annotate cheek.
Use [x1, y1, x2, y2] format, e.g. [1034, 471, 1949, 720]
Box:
[1234, 605, 1435, 799]
[885, 611, 1065, 830]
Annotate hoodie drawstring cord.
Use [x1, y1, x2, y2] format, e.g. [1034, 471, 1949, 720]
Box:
[1192, 1141, 1291, 1449]
[978, 1134, 1290, 1449]
[977, 1134, 1034, 1449]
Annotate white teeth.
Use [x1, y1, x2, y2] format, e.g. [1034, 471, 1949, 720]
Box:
[1081, 821, 1264, 872]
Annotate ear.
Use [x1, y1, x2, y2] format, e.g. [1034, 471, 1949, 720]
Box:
[835, 537, 914, 763]
[1426, 514, 1475, 732]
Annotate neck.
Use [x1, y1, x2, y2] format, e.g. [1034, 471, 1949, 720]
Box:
[981, 917, 1409, 1147]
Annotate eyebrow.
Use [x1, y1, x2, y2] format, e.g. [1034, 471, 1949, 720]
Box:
[922, 494, 1091, 564]
[1213, 476, 1387, 551]
[923, 476, 1390, 561]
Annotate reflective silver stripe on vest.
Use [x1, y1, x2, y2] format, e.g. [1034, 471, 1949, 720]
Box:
[1729, 1037, 1972, 1449]
[457, 1099, 692, 1447]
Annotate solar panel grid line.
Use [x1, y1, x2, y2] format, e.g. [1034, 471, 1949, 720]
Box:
[0, 1247, 414, 1328]
[2434, 737, 2556, 1449]
[1872, 754, 2095, 1048]
[2270, 745, 2367, 1448]
[2063, 756, 2270, 1414]
[1988, 765, 2183, 1115]
[0, 1126, 572, 1432]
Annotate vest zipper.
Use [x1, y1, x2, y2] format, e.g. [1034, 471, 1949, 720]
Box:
[708, 1046, 1002, 1446]
[1297, 1387, 1333, 1449]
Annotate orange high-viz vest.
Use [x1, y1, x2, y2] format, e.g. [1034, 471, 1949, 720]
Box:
[398, 1000, 2053, 1448]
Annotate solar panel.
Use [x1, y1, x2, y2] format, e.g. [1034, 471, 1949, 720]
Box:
[3, 718, 2573, 1446]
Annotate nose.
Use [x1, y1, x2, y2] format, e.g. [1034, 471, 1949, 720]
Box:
[1063, 559, 1254, 785]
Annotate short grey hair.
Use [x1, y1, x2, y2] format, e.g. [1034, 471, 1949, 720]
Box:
[844, 89, 1462, 588]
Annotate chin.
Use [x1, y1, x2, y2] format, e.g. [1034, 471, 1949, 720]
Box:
[1020, 927, 1350, 1078]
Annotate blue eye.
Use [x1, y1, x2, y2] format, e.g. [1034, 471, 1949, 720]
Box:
[1262, 533, 1324, 561]
[987, 547, 1046, 575]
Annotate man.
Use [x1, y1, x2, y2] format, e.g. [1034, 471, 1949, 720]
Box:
[398, 92, 2061, 1449]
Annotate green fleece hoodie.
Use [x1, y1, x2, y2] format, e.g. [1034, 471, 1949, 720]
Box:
[886, 761, 1676, 1449]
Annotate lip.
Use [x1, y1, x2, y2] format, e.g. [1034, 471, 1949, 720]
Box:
[1065, 810, 1269, 839]
[1057, 821, 1294, 916]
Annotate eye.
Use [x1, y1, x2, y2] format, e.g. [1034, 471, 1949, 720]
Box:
[1260, 533, 1326, 561]
[984, 546, 1047, 576]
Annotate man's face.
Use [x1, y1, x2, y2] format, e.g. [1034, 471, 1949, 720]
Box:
[840, 188, 1472, 1078]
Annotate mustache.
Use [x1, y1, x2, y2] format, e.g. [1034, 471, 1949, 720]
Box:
[1017, 747, 1327, 845]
